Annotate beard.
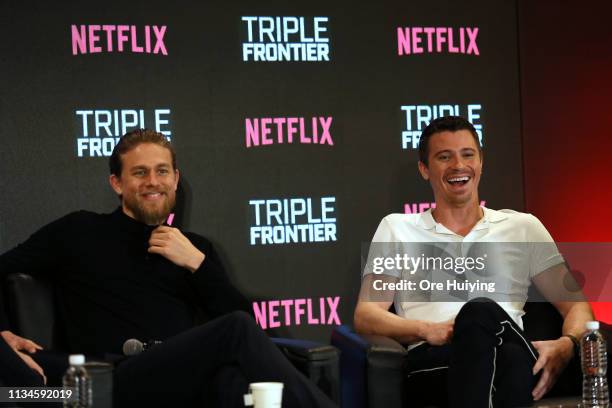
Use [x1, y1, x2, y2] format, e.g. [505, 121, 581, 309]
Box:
[123, 191, 175, 225]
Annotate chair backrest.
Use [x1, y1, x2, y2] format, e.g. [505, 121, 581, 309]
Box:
[3, 273, 63, 350]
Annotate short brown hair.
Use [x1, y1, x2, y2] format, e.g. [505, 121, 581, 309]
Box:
[109, 129, 176, 176]
[418, 116, 481, 166]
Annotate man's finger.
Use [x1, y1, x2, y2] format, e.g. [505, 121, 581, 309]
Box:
[17, 352, 46, 384]
[149, 231, 170, 240]
[24, 339, 43, 353]
[532, 356, 545, 375]
[533, 369, 550, 400]
[3, 333, 43, 353]
[147, 246, 165, 255]
[148, 238, 167, 247]
[13, 338, 31, 351]
[153, 226, 173, 233]
[532, 378, 544, 400]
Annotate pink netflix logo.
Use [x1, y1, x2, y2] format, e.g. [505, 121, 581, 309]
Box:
[71, 25, 168, 55]
[405, 200, 486, 214]
[253, 296, 341, 329]
[397, 27, 479, 56]
[246, 116, 333, 148]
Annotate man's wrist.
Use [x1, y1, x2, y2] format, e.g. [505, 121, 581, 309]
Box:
[561, 334, 580, 357]
[417, 321, 430, 341]
[187, 251, 206, 273]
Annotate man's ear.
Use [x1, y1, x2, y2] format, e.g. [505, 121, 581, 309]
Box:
[418, 161, 430, 181]
[109, 174, 122, 195]
[173, 169, 180, 191]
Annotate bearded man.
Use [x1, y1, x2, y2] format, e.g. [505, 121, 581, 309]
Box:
[0, 129, 336, 408]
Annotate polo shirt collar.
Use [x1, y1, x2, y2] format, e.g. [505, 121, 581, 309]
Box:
[416, 209, 436, 230]
[417, 209, 457, 235]
[416, 206, 508, 233]
[482, 207, 509, 223]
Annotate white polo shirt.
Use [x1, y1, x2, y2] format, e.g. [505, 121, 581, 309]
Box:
[364, 207, 564, 331]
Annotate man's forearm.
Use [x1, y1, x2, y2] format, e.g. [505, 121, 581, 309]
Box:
[354, 302, 431, 344]
[561, 301, 594, 338]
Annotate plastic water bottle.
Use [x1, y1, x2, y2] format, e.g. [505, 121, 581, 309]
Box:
[582, 321, 609, 408]
[62, 354, 92, 408]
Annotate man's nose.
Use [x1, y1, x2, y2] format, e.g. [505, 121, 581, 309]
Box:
[145, 172, 161, 186]
[450, 155, 466, 169]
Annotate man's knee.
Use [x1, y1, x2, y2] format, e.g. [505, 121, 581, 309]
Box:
[217, 311, 259, 333]
[227, 310, 257, 324]
[455, 298, 502, 332]
[456, 298, 499, 321]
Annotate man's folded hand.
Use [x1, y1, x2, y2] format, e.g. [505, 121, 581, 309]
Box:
[148, 226, 206, 272]
[1, 330, 47, 384]
[531, 337, 574, 400]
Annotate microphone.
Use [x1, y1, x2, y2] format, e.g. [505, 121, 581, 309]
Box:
[122, 339, 163, 356]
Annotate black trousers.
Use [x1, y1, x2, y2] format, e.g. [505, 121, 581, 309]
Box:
[1, 311, 336, 408]
[404, 298, 580, 408]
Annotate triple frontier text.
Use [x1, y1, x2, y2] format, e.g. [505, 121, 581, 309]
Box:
[75, 109, 171, 157]
[249, 197, 337, 245]
[242, 16, 330, 62]
[401, 104, 483, 150]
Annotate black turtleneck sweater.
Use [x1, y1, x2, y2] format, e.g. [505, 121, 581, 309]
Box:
[0, 208, 250, 355]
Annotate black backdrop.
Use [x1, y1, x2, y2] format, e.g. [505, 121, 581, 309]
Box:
[0, 0, 523, 341]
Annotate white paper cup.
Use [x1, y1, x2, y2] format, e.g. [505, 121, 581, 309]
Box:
[243, 382, 283, 408]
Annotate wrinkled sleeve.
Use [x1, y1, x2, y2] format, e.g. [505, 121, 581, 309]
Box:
[363, 216, 402, 278]
[187, 234, 252, 318]
[528, 214, 565, 278]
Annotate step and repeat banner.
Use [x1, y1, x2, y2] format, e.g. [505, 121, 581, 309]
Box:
[0, 0, 523, 341]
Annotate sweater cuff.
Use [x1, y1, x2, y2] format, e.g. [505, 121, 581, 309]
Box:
[0, 311, 10, 332]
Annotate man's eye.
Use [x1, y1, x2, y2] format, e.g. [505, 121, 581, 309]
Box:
[133, 170, 146, 176]
[158, 169, 169, 175]
[438, 155, 449, 161]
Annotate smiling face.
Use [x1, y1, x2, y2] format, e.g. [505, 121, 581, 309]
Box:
[109, 142, 179, 225]
[418, 130, 483, 208]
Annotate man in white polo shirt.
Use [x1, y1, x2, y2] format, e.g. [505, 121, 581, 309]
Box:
[354, 116, 593, 407]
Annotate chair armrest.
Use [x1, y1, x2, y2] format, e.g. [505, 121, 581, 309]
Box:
[271, 337, 338, 361]
[271, 337, 340, 404]
[331, 325, 406, 408]
[5, 273, 56, 349]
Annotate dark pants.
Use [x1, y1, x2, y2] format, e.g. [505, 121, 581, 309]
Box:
[1, 311, 336, 408]
[405, 298, 579, 408]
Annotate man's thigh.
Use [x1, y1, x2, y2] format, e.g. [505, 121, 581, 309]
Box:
[113, 311, 255, 407]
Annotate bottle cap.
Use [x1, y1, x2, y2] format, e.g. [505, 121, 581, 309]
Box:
[586, 321, 600, 331]
[68, 354, 85, 366]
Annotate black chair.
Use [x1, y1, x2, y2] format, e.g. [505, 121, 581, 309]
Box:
[331, 293, 612, 408]
[1, 272, 340, 404]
